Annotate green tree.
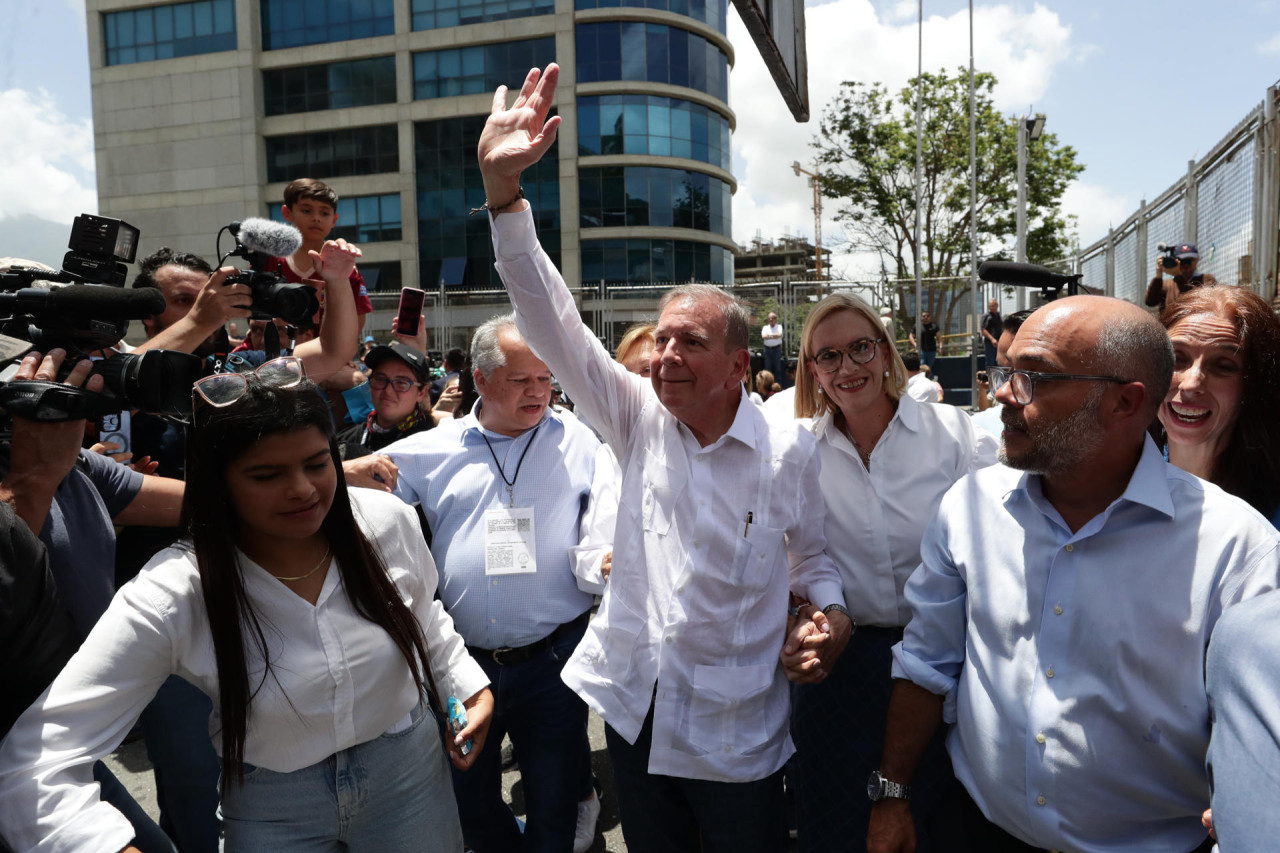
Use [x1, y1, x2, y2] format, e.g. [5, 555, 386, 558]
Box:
[812, 68, 1084, 338]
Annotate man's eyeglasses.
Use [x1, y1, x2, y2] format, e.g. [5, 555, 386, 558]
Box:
[812, 338, 885, 373]
[368, 373, 422, 394]
[193, 356, 306, 407]
[987, 366, 1127, 405]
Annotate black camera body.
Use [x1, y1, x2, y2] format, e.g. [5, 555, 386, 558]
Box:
[0, 216, 204, 422]
[223, 263, 319, 326]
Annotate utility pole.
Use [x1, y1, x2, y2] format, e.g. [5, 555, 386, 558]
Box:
[1015, 113, 1045, 310]
[792, 161, 823, 282]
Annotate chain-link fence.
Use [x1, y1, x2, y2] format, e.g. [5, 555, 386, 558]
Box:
[1060, 82, 1279, 306]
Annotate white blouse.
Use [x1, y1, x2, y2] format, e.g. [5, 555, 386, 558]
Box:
[808, 395, 999, 627]
[0, 488, 488, 853]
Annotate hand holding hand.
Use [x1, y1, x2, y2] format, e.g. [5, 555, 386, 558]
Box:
[309, 239, 362, 285]
[450, 687, 495, 771]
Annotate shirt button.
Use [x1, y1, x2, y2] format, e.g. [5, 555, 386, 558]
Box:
[1053, 605, 1063, 615]
[1037, 795, 1047, 806]
[1046, 667, 1055, 678]
[664, 636, 673, 644]
[490, 618, 497, 624]
[492, 579, 499, 586]
[694, 540, 702, 548]
[1035, 732, 1046, 744]
[723, 745, 732, 753]
[1064, 544, 1074, 552]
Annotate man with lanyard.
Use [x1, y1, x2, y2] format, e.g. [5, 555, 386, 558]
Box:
[379, 313, 614, 853]
[476, 65, 848, 852]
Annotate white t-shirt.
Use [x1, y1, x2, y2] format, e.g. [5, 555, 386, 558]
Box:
[762, 323, 783, 347]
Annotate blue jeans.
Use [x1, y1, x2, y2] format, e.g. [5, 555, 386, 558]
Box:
[762, 346, 784, 382]
[921, 350, 937, 369]
[141, 675, 220, 853]
[219, 696, 461, 852]
[452, 619, 591, 853]
[605, 704, 787, 853]
[94, 761, 178, 853]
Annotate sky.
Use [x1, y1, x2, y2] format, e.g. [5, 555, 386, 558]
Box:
[2, 0, 1279, 279]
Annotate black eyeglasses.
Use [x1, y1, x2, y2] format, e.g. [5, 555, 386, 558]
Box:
[987, 366, 1127, 405]
[368, 373, 422, 393]
[812, 338, 885, 373]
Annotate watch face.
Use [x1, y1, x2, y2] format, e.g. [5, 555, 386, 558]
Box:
[867, 771, 882, 801]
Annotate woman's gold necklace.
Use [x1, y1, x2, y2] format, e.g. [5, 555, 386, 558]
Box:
[272, 546, 331, 583]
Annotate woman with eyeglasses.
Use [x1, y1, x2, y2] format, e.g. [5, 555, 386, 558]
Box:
[1156, 285, 1280, 527]
[339, 341, 437, 458]
[782, 293, 997, 852]
[0, 358, 494, 852]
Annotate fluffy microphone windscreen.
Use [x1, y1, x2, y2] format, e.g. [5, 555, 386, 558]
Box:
[237, 218, 304, 258]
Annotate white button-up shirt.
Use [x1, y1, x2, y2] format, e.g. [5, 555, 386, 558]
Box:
[492, 209, 844, 783]
[892, 437, 1280, 852]
[807, 396, 997, 627]
[0, 489, 488, 853]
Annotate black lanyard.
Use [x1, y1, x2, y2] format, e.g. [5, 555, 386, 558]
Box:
[479, 422, 542, 507]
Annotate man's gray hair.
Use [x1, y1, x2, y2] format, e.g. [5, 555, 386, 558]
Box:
[1092, 312, 1174, 419]
[471, 312, 519, 377]
[657, 284, 751, 352]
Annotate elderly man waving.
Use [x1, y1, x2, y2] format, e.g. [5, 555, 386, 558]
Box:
[476, 64, 849, 853]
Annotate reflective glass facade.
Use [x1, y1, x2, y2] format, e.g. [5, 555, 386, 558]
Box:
[104, 0, 235, 66]
[411, 0, 555, 30]
[577, 95, 730, 171]
[265, 125, 399, 183]
[579, 166, 730, 235]
[263, 56, 396, 116]
[575, 0, 726, 33]
[415, 115, 561, 289]
[412, 39, 557, 100]
[261, 0, 395, 50]
[356, 261, 403, 292]
[270, 193, 402, 243]
[576, 22, 728, 102]
[581, 238, 732, 285]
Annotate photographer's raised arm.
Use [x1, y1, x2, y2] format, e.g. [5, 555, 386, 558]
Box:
[294, 239, 360, 384]
[0, 351, 104, 534]
[479, 65, 646, 448]
[132, 267, 251, 355]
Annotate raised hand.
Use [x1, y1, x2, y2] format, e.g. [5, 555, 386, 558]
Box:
[309, 238, 362, 284]
[476, 64, 562, 212]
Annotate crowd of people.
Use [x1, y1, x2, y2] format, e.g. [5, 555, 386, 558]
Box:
[1, 62, 1279, 853]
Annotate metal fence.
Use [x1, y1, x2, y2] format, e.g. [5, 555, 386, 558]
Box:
[1051, 81, 1280, 306]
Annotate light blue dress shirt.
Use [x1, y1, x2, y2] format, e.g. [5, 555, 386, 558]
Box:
[384, 404, 598, 649]
[892, 436, 1280, 852]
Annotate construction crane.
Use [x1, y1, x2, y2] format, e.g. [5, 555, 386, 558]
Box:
[791, 161, 823, 281]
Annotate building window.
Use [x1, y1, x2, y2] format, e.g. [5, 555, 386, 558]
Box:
[270, 193, 402, 242]
[579, 166, 731, 236]
[574, 0, 726, 33]
[411, 0, 554, 30]
[581, 238, 732, 285]
[577, 94, 730, 171]
[357, 261, 403, 291]
[575, 22, 728, 101]
[265, 125, 399, 183]
[263, 57, 397, 116]
[414, 114, 560, 289]
[103, 0, 236, 66]
[261, 0, 395, 50]
[412, 39, 556, 100]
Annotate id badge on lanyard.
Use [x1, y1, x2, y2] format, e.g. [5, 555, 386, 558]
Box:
[484, 505, 537, 575]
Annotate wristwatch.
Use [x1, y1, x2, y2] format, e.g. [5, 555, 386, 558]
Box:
[822, 602, 852, 623]
[867, 770, 911, 802]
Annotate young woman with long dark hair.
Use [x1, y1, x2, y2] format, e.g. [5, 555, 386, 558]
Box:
[0, 359, 493, 852]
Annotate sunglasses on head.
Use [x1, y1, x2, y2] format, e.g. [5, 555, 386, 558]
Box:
[192, 356, 306, 407]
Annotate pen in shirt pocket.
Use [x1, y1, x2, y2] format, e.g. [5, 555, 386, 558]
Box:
[743, 511, 753, 537]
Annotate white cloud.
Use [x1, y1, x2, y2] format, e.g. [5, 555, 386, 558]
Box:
[729, 1, 1078, 279]
[1258, 32, 1280, 54]
[1058, 179, 1136, 253]
[0, 88, 97, 224]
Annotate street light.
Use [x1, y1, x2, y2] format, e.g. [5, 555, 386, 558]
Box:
[1015, 113, 1045, 309]
[791, 161, 823, 281]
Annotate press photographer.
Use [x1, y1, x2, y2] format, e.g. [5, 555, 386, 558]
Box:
[1144, 241, 1218, 311]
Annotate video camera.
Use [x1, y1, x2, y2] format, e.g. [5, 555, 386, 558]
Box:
[0, 214, 204, 423]
[1157, 243, 1184, 270]
[217, 218, 319, 325]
